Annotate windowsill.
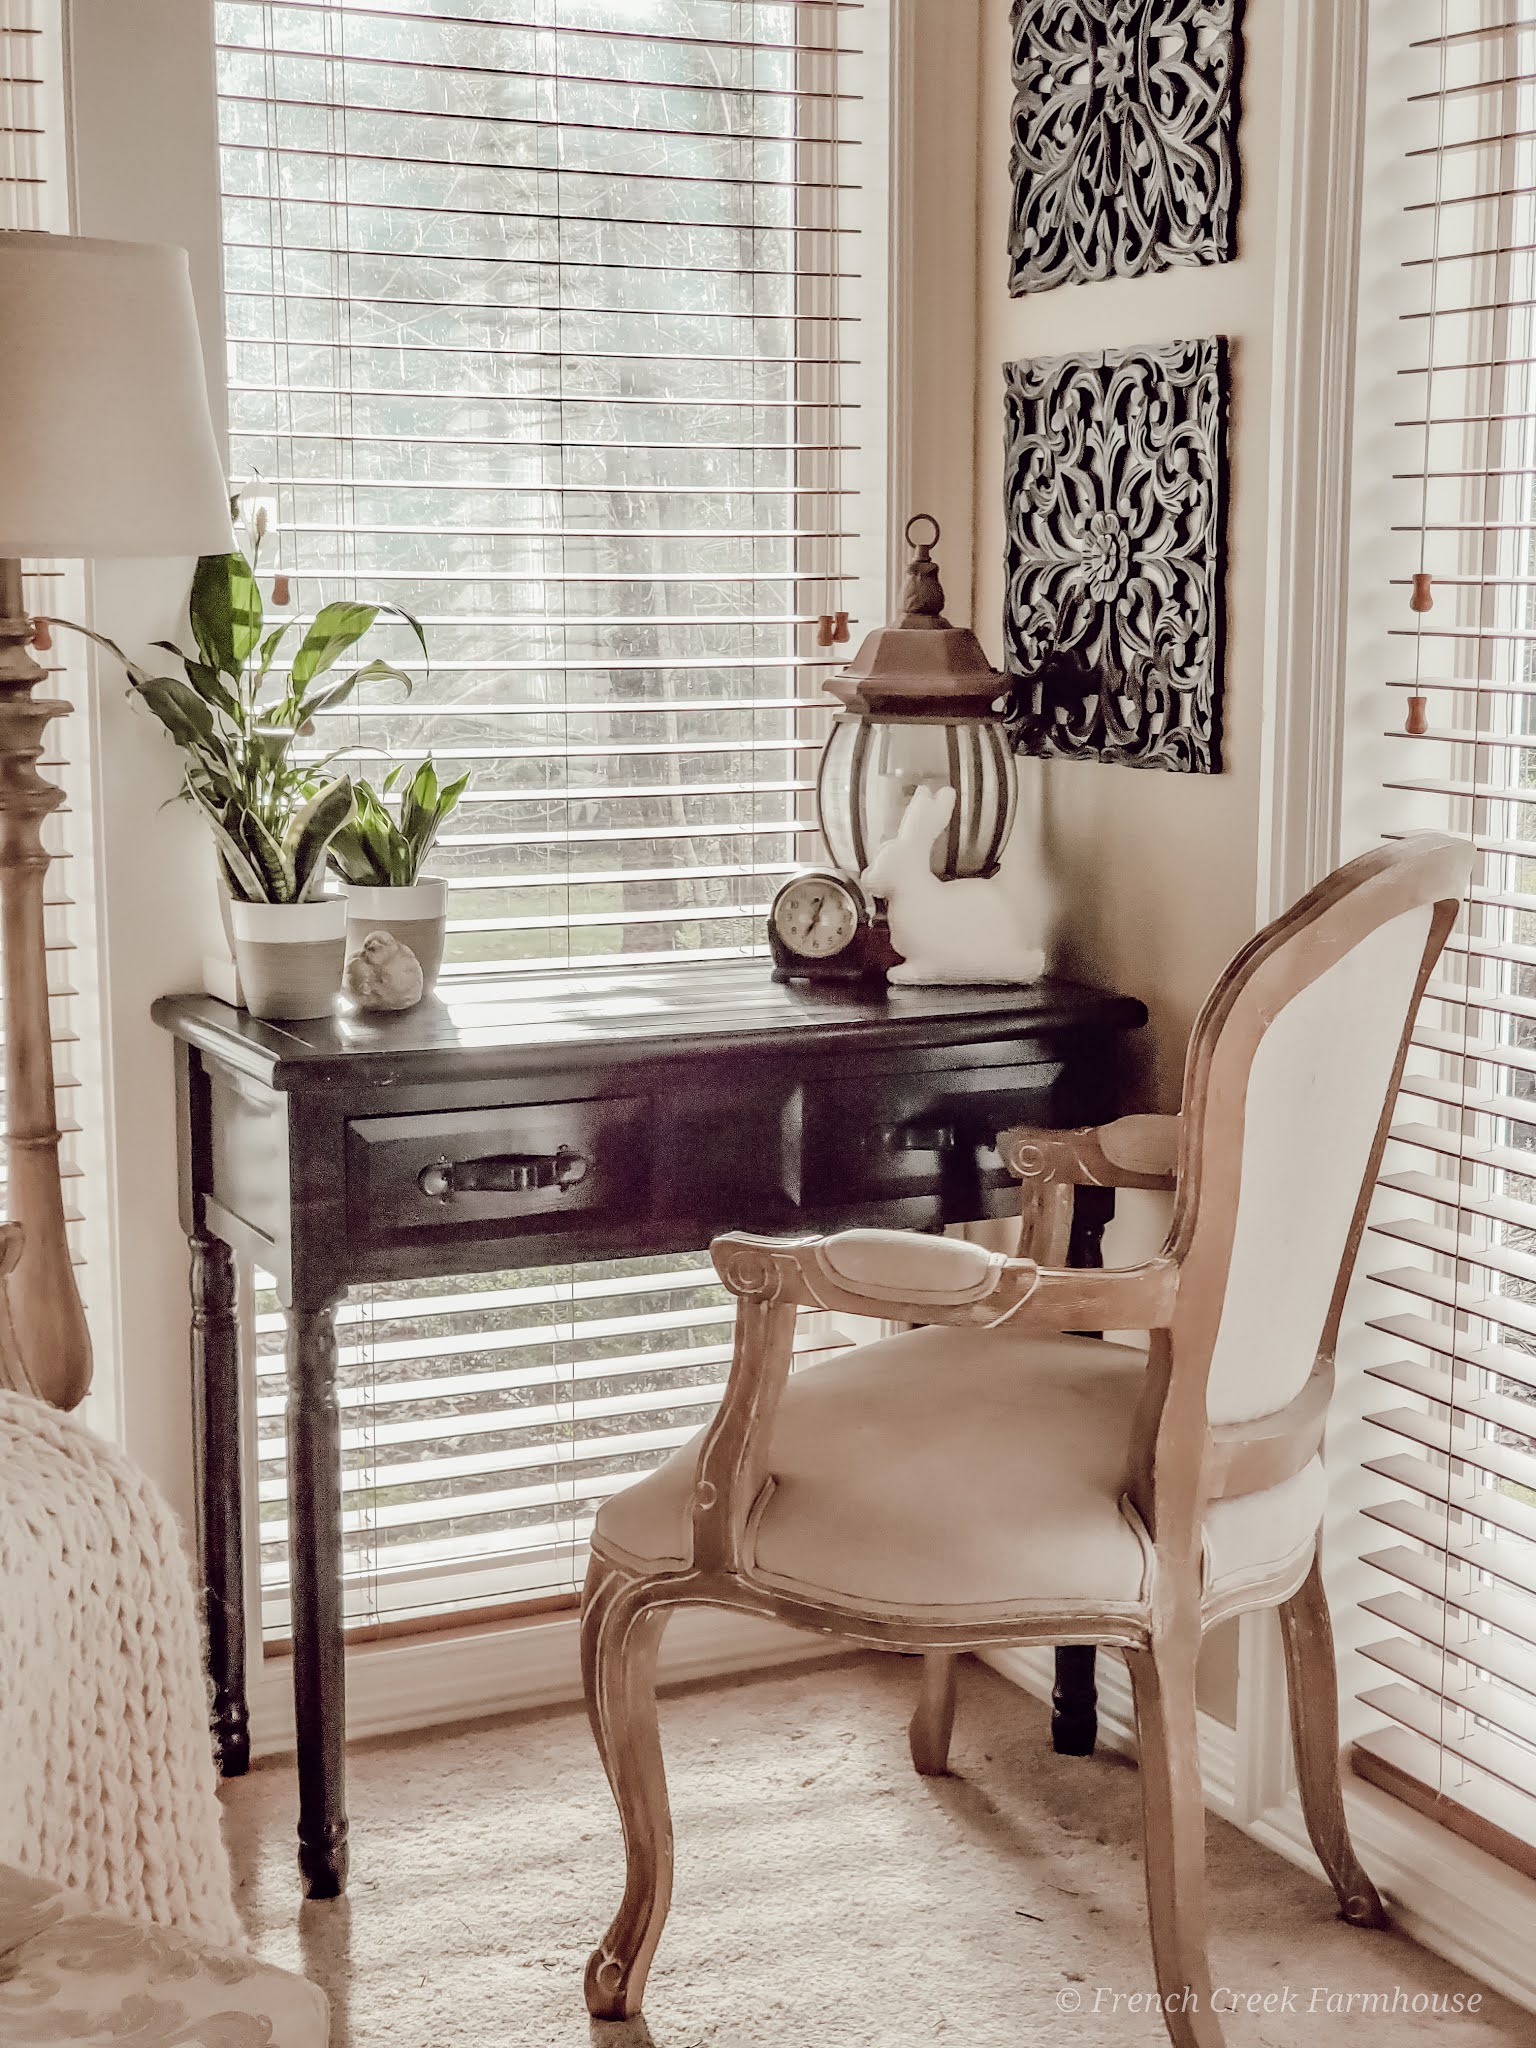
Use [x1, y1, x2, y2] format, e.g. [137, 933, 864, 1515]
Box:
[243, 1603, 837, 1762]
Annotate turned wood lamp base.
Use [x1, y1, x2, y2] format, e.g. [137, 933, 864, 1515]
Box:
[0, 555, 92, 1407]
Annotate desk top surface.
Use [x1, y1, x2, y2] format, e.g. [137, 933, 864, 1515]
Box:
[154, 957, 1146, 1091]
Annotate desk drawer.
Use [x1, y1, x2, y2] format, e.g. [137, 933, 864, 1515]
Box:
[801, 1056, 1066, 1209]
[346, 1097, 647, 1241]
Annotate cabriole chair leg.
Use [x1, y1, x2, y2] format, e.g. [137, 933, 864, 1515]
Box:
[908, 1652, 958, 1777]
[1277, 1554, 1388, 1929]
[582, 1564, 676, 2023]
[1126, 1639, 1227, 2048]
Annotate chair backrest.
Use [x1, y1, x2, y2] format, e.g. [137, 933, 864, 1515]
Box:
[1136, 836, 1469, 1552]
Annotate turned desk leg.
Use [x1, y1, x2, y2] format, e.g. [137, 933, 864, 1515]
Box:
[1050, 1186, 1115, 1758]
[1051, 1646, 1100, 1757]
[284, 1295, 349, 1899]
[191, 1234, 249, 1777]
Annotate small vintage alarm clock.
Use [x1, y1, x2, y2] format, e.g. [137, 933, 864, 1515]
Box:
[767, 869, 897, 982]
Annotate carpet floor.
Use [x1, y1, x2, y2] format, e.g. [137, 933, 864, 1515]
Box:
[221, 1653, 1530, 2048]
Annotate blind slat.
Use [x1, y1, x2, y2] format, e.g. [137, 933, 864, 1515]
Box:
[1365, 1546, 1536, 1655]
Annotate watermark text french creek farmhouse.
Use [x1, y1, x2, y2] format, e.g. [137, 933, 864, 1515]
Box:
[1053, 1984, 1484, 2018]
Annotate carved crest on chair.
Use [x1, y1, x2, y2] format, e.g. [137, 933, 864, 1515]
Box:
[1007, 0, 1244, 295]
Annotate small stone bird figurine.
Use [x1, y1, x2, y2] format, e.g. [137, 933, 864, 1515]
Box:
[344, 930, 424, 1011]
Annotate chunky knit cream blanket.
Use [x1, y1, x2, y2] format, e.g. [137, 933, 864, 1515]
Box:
[0, 1389, 244, 1947]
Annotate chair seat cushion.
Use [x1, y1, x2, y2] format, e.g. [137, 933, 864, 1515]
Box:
[595, 1326, 1326, 1622]
[0, 1864, 328, 2048]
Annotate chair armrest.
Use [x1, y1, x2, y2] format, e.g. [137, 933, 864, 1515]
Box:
[1000, 1114, 1180, 1265]
[686, 1228, 1178, 1576]
[712, 1226, 1176, 1337]
[999, 1113, 1180, 1191]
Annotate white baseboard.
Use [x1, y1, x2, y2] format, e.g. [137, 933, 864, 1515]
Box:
[982, 1647, 1536, 2017]
[248, 1607, 836, 1759]
[981, 1645, 1240, 1806]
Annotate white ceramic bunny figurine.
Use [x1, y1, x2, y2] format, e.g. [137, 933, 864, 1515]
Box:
[862, 783, 1047, 986]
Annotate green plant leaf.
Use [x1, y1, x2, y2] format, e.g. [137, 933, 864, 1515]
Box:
[387, 757, 468, 882]
[255, 623, 294, 680]
[191, 791, 290, 903]
[251, 724, 298, 777]
[289, 602, 379, 688]
[237, 807, 292, 901]
[206, 828, 267, 906]
[283, 775, 355, 901]
[289, 658, 415, 739]
[189, 553, 262, 679]
[327, 777, 404, 887]
[329, 806, 394, 887]
[388, 604, 431, 683]
[133, 674, 219, 752]
[43, 618, 163, 693]
[179, 658, 242, 722]
[397, 758, 438, 844]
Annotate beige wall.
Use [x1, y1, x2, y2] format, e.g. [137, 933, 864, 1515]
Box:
[966, 0, 1291, 1115]
[68, 0, 229, 1523]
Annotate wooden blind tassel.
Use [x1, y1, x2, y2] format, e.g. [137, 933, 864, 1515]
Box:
[815, 614, 835, 648]
[832, 610, 850, 643]
[30, 618, 52, 653]
[271, 573, 292, 607]
[1405, 574, 1432, 733]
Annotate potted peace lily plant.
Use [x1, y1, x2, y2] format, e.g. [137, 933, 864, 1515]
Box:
[329, 758, 468, 996]
[60, 545, 426, 1020]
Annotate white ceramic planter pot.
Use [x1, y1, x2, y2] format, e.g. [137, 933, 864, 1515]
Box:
[228, 896, 347, 1021]
[344, 876, 448, 994]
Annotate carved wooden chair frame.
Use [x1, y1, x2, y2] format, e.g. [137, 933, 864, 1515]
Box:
[581, 835, 1469, 2048]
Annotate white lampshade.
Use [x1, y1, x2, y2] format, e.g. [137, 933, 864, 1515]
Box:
[0, 231, 233, 560]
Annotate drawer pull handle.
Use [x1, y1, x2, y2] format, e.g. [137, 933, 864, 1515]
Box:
[417, 1147, 589, 1200]
[884, 1121, 958, 1154]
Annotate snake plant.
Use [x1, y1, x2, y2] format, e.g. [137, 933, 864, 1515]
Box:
[329, 757, 470, 889]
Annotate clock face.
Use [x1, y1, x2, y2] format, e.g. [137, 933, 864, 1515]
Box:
[772, 873, 861, 959]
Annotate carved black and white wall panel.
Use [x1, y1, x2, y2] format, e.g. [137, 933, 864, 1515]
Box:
[1002, 339, 1227, 774]
[1008, 0, 1242, 295]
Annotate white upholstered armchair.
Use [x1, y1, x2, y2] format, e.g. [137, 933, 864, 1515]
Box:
[579, 834, 1471, 2048]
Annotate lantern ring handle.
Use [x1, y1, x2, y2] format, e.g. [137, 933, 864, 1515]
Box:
[904, 513, 940, 551]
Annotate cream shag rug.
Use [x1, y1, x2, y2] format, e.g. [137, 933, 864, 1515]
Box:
[221, 1655, 1529, 2048]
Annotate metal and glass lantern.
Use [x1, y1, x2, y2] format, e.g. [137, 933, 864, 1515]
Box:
[816, 515, 1017, 882]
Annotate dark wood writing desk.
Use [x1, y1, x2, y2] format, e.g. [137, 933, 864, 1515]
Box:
[155, 959, 1145, 1897]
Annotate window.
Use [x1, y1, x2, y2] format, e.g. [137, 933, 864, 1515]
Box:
[213, 0, 882, 1637]
[1356, 0, 1536, 1877]
[1, 0, 99, 1320]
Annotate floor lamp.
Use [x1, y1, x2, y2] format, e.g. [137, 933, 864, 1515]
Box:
[0, 230, 232, 1408]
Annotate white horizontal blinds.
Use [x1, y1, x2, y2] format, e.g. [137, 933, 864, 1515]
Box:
[0, 0, 44, 228]
[215, 0, 867, 971]
[213, 0, 874, 1637]
[252, 1257, 849, 1638]
[0, 0, 88, 1263]
[1358, 2, 1536, 1872]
